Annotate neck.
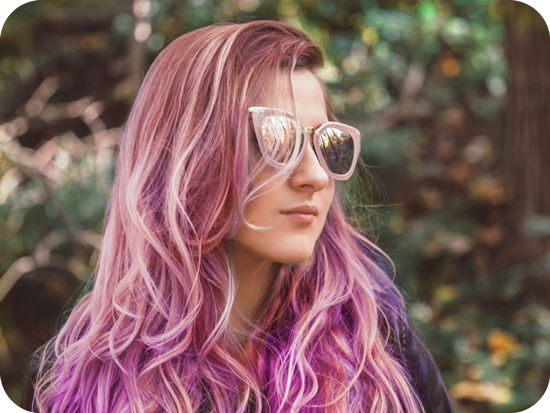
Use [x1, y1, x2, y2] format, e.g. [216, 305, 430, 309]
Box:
[230, 244, 276, 344]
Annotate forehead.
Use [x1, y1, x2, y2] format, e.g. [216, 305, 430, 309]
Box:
[258, 69, 328, 125]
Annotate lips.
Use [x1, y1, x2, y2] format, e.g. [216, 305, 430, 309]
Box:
[281, 205, 319, 216]
[281, 205, 319, 224]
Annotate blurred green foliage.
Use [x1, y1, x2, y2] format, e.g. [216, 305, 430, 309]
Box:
[1, 0, 549, 412]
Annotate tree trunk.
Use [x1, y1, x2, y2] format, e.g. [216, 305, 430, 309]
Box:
[117, 0, 151, 100]
[501, 0, 550, 265]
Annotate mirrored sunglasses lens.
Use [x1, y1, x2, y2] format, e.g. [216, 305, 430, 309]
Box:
[318, 128, 355, 175]
[260, 116, 299, 163]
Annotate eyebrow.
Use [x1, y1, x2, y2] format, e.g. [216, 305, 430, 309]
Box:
[303, 118, 331, 130]
[288, 113, 329, 130]
[249, 106, 331, 130]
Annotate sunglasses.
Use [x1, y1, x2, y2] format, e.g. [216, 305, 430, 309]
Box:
[249, 106, 361, 181]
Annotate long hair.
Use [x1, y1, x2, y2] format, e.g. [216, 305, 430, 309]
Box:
[32, 21, 422, 413]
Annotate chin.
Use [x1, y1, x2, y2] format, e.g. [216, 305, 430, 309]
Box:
[275, 247, 316, 265]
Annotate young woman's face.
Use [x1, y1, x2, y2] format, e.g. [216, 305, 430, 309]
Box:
[233, 69, 335, 267]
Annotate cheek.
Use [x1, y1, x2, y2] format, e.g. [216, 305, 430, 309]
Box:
[322, 182, 335, 215]
[234, 192, 281, 249]
[242, 191, 280, 227]
[315, 183, 335, 234]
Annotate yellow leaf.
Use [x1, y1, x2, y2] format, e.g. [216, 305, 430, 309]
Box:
[451, 380, 511, 404]
[469, 176, 507, 204]
[361, 27, 379, 46]
[488, 329, 517, 353]
[434, 284, 458, 305]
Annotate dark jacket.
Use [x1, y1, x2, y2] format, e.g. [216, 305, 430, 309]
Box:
[391, 308, 455, 413]
[21, 313, 454, 413]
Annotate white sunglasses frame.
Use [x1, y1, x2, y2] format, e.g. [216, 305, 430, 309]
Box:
[248, 106, 361, 181]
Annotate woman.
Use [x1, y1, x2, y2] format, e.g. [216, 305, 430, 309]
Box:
[23, 21, 454, 413]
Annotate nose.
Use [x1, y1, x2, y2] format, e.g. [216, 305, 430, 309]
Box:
[289, 129, 330, 192]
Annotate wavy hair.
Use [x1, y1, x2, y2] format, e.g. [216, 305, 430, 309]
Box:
[32, 21, 422, 413]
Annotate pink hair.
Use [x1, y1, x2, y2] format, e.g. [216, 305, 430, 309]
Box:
[32, 21, 422, 413]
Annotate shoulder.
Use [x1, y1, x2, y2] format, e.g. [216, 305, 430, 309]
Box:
[21, 358, 39, 411]
[21, 342, 56, 412]
[354, 234, 455, 412]
[388, 307, 455, 413]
